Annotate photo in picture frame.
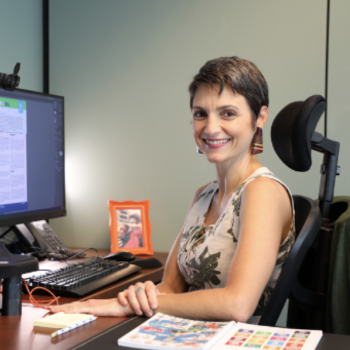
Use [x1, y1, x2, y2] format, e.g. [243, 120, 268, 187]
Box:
[108, 200, 153, 255]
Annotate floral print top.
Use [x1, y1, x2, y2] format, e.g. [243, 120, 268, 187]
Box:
[177, 167, 295, 323]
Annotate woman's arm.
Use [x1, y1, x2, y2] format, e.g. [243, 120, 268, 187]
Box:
[118, 183, 212, 316]
[147, 177, 292, 322]
[49, 298, 135, 317]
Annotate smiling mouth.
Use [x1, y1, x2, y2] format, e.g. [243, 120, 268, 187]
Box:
[203, 138, 231, 146]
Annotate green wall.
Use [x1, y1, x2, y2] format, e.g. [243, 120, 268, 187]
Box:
[49, 0, 327, 252]
[328, 1, 350, 194]
[0, 0, 43, 92]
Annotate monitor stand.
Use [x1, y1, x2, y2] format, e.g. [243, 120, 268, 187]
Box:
[0, 252, 38, 316]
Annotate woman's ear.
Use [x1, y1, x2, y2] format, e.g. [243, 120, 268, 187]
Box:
[257, 106, 268, 129]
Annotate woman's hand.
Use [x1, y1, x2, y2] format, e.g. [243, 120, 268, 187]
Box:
[49, 298, 135, 317]
[117, 281, 165, 317]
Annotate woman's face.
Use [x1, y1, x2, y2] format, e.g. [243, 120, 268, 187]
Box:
[118, 224, 127, 237]
[129, 217, 138, 225]
[192, 84, 265, 165]
[129, 217, 142, 232]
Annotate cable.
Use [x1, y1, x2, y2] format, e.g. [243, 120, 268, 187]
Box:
[25, 246, 50, 255]
[49, 247, 99, 264]
[65, 247, 99, 262]
[22, 278, 60, 309]
[0, 274, 59, 311]
[47, 247, 89, 262]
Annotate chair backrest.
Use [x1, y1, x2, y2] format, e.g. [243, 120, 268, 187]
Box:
[264, 94, 341, 330]
[271, 94, 339, 219]
[271, 95, 325, 172]
[259, 195, 322, 326]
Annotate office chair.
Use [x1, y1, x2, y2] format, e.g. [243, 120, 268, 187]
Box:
[325, 196, 350, 334]
[259, 95, 341, 330]
[259, 195, 321, 326]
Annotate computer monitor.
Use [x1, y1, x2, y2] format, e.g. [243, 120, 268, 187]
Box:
[0, 87, 66, 228]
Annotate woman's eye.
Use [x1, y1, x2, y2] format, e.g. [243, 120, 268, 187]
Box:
[223, 111, 235, 117]
[193, 111, 206, 118]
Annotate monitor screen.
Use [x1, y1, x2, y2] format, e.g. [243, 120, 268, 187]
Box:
[0, 88, 66, 227]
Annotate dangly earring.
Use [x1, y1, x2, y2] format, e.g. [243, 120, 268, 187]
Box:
[196, 146, 203, 154]
[251, 127, 263, 154]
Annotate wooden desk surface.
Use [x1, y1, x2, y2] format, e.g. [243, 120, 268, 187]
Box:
[0, 251, 167, 350]
[2, 251, 350, 350]
[0, 307, 129, 350]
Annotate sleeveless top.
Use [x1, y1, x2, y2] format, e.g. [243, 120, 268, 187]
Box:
[177, 167, 295, 324]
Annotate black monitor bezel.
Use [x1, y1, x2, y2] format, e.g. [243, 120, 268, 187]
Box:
[0, 87, 66, 227]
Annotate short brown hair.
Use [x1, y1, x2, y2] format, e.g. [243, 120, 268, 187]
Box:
[189, 56, 269, 119]
[129, 214, 140, 223]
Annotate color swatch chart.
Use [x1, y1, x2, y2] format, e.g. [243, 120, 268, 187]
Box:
[225, 327, 311, 349]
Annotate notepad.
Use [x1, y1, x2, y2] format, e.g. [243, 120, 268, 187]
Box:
[34, 312, 95, 329]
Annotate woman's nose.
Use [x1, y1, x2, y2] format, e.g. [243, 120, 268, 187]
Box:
[204, 114, 221, 136]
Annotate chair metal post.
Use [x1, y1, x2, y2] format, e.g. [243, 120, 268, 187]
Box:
[312, 131, 340, 219]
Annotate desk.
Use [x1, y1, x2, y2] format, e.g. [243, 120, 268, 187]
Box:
[1, 251, 350, 350]
[0, 251, 167, 350]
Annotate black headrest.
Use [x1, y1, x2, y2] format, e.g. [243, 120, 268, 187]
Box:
[271, 95, 325, 172]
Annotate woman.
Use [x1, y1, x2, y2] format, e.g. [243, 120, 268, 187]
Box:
[124, 214, 143, 248]
[50, 57, 294, 323]
[117, 223, 130, 248]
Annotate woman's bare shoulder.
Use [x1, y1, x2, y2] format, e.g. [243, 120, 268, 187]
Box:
[244, 175, 290, 201]
[242, 176, 292, 232]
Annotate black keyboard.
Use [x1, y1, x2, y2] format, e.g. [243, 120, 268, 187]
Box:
[23, 257, 142, 297]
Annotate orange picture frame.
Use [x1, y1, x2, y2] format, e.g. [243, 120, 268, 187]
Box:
[109, 199, 153, 256]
